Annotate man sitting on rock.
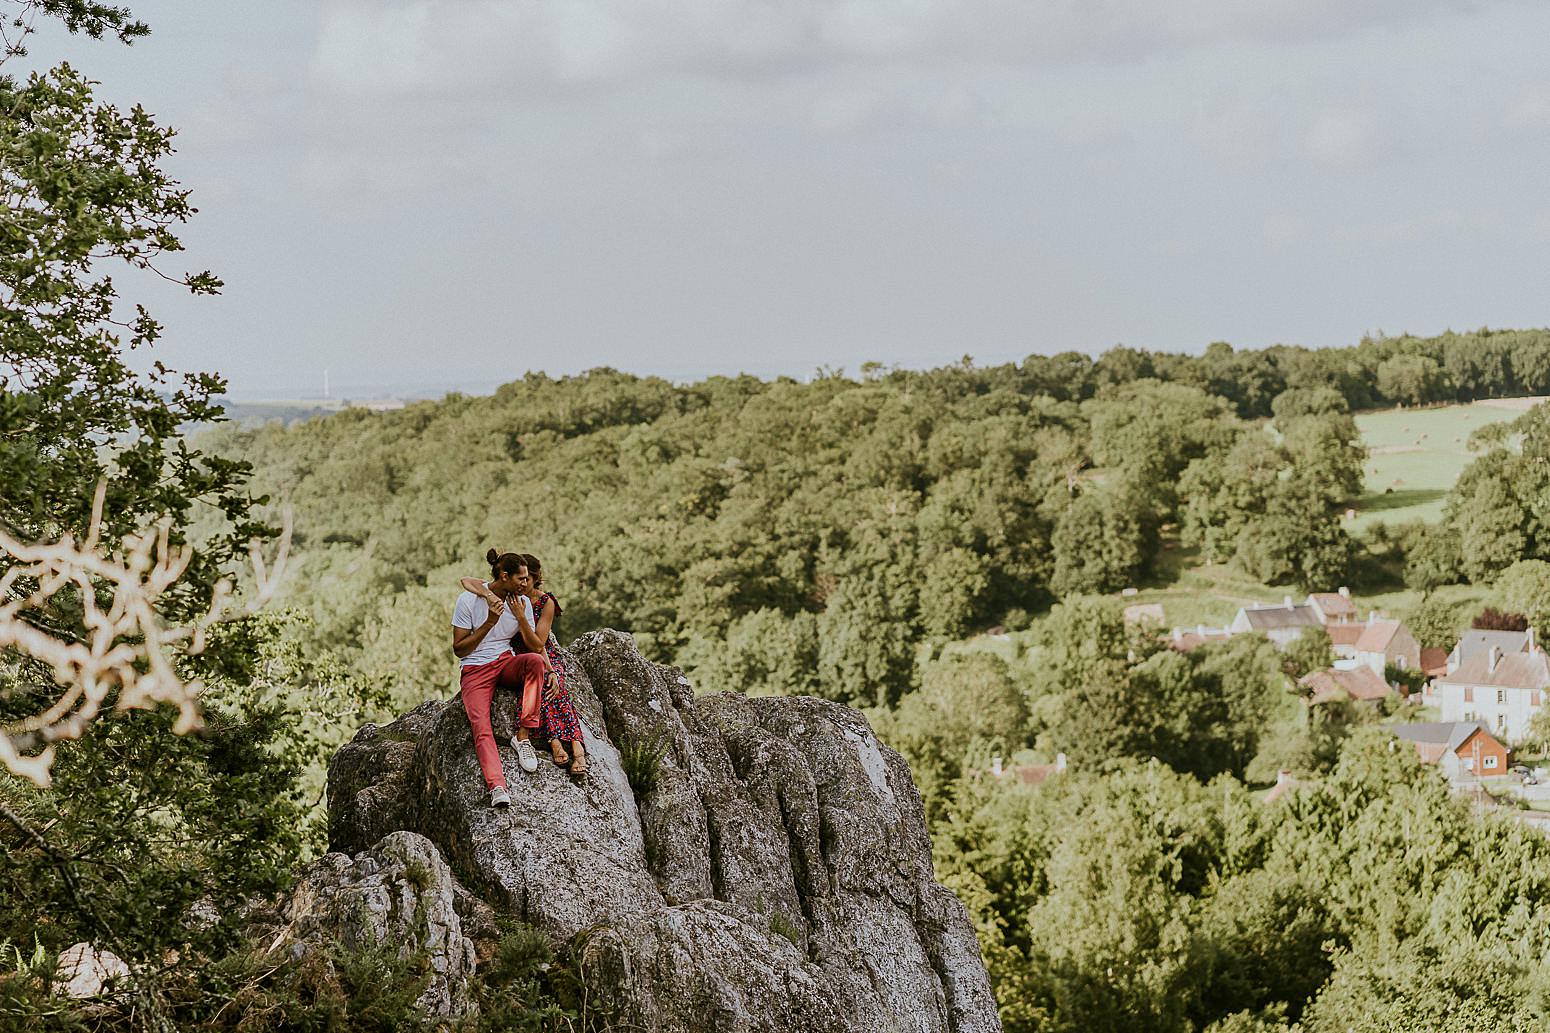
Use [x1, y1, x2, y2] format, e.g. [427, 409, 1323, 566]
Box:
[451, 549, 548, 807]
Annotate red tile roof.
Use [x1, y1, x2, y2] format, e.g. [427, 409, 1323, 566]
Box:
[1309, 592, 1357, 618]
[1354, 619, 1405, 653]
[1328, 625, 1364, 648]
[1166, 630, 1232, 652]
[1300, 666, 1393, 704]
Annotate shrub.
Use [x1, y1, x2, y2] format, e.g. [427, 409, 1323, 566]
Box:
[0, 938, 438, 1032]
[619, 734, 668, 797]
[1472, 607, 1529, 631]
[769, 912, 803, 949]
[473, 920, 581, 1032]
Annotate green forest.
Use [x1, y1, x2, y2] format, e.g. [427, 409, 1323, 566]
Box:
[193, 341, 1550, 1031]
[8, 3, 1550, 1030]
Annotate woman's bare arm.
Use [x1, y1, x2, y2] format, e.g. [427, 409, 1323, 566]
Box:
[531, 594, 557, 643]
[459, 576, 498, 603]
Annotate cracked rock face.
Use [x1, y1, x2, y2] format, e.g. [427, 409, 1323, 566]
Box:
[328, 629, 1001, 1033]
[278, 830, 478, 1018]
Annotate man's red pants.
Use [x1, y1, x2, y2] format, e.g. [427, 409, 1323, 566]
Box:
[458, 651, 544, 790]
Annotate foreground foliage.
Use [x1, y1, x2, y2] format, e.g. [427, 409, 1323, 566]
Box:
[0, 919, 589, 1032]
[0, 4, 379, 1027]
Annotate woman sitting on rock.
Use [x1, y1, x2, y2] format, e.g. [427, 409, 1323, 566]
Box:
[451, 550, 549, 807]
[460, 553, 588, 777]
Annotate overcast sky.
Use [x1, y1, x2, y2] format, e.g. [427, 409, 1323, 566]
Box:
[22, 0, 1550, 398]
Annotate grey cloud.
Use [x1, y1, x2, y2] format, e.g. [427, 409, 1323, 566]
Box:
[310, 0, 1507, 96]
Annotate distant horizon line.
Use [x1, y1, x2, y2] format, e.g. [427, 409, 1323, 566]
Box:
[215, 324, 1547, 403]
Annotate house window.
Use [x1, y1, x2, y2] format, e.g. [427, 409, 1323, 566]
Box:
[1498, 689, 1507, 705]
[1498, 713, 1508, 732]
[1398, 657, 1408, 670]
[1465, 757, 1476, 770]
[1536, 692, 1543, 707]
[1485, 755, 1500, 769]
[1465, 687, 1474, 702]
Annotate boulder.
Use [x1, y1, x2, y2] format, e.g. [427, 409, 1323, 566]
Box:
[328, 630, 1002, 1033]
[277, 830, 478, 1018]
[52, 943, 129, 999]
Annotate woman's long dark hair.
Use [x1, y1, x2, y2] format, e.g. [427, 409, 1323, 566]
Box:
[521, 553, 562, 617]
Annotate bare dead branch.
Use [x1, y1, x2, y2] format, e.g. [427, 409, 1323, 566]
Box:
[0, 487, 291, 786]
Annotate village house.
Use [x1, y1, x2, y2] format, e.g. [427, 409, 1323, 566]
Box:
[1307, 588, 1357, 624]
[1390, 721, 1510, 781]
[1447, 629, 1531, 673]
[1300, 666, 1394, 706]
[1326, 614, 1421, 676]
[1178, 590, 1417, 659]
[1230, 596, 1322, 647]
[1434, 629, 1550, 741]
[1229, 588, 1379, 650]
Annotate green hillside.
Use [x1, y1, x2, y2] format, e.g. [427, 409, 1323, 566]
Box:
[1352, 400, 1536, 529]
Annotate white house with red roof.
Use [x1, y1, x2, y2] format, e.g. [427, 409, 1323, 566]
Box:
[1345, 611, 1419, 676]
[1434, 629, 1550, 741]
[1228, 590, 1417, 665]
[1307, 588, 1357, 624]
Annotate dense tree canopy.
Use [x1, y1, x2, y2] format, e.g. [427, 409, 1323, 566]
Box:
[935, 730, 1550, 1033]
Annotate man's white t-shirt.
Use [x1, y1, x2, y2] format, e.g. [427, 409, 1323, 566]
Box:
[451, 589, 535, 669]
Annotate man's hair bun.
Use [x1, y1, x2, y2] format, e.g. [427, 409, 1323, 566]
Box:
[485, 548, 500, 566]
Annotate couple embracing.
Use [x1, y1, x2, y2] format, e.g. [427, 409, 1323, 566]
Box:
[450, 549, 589, 808]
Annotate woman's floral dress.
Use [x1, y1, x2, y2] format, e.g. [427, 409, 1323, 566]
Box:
[534, 592, 584, 744]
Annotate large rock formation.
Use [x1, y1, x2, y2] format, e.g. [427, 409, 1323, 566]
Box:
[275, 830, 481, 1018]
[326, 629, 1001, 1033]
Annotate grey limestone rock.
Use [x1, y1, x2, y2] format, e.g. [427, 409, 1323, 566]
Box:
[276, 830, 478, 1018]
[326, 630, 1002, 1033]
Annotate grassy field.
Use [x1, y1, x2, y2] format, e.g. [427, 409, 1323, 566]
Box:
[1350, 399, 1538, 530]
[1097, 550, 1490, 637]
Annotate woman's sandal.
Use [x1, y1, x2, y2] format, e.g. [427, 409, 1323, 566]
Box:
[568, 752, 588, 779]
[549, 743, 571, 768]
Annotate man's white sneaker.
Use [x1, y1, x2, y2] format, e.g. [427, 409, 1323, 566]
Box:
[489, 786, 511, 808]
[514, 737, 539, 773]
